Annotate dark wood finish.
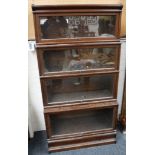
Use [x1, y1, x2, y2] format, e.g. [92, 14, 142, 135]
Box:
[51, 128, 116, 140]
[32, 4, 122, 152]
[48, 130, 116, 152]
[32, 4, 123, 12]
[48, 138, 116, 152]
[40, 70, 119, 79]
[44, 114, 52, 139]
[44, 99, 117, 114]
[35, 41, 121, 48]
[49, 132, 116, 147]
[119, 76, 126, 131]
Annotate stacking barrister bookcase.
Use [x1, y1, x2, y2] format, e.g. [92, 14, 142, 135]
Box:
[32, 4, 123, 152]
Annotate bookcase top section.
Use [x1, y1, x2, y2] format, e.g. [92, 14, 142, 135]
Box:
[32, 4, 123, 12]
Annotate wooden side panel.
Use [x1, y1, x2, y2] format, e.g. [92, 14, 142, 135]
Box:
[44, 114, 52, 138]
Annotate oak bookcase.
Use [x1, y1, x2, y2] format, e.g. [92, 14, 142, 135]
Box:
[32, 4, 123, 152]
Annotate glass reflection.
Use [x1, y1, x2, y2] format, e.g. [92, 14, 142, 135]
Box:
[43, 47, 116, 72]
[40, 16, 116, 39]
[46, 75, 113, 103]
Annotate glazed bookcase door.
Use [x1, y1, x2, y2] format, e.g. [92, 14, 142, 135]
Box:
[41, 73, 118, 106]
[45, 105, 118, 139]
[51, 108, 113, 136]
[34, 14, 121, 43]
[37, 43, 120, 76]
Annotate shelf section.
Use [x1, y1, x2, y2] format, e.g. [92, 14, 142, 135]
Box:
[44, 47, 116, 72]
[39, 16, 116, 40]
[45, 74, 114, 105]
[50, 108, 113, 136]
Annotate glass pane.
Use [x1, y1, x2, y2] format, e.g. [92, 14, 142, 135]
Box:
[43, 47, 116, 73]
[40, 16, 116, 39]
[46, 74, 113, 104]
[51, 108, 113, 135]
